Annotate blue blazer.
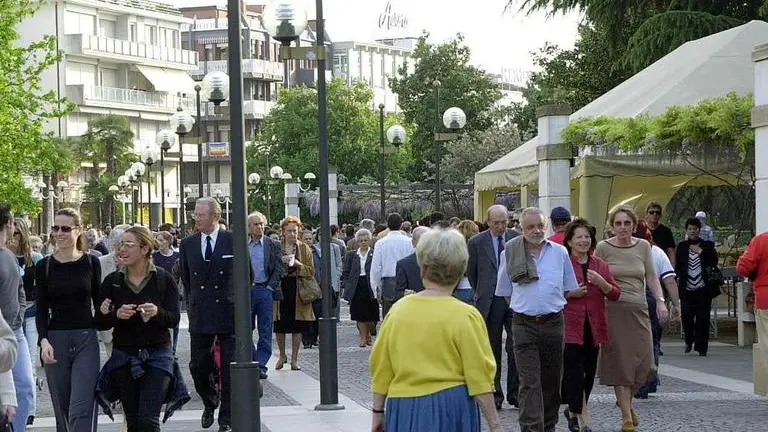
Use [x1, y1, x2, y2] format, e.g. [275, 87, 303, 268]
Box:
[395, 253, 423, 295]
[254, 236, 284, 291]
[180, 230, 246, 335]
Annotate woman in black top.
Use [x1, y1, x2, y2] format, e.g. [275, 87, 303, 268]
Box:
[95, 226, 182, 432]
[675, 217, 719, 356]
[35, 208, 102, 432]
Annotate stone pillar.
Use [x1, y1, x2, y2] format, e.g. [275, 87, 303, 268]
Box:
[753, 43, 768, 234]
[329, 171, 338, 226]
[520, 185, 530, 209]
[284, 181, 300, 219]
[535, 104, 572, 227]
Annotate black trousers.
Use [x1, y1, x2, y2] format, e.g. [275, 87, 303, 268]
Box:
[487, 296, 519, 404]
[511, 312, 564, 432]
[189, 333, 235, 426]
[302, 299, 323, 346]
[682, 291, 712, 354]
[111, 364, 171, 432]
[562, 319, 598, 414]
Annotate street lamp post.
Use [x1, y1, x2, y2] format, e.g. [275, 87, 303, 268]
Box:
[142, 146, 158, 230]
[263, 0, 342, 411]
[108, 185, 119, 226]
[131, 161, 146, 226]
[156, 130, 175, 226]
[198, 72, 230, 196]
[213, 189, 233, 226]
[248, 164, 283, 223]
[377, 104, 405, 222]
[433, 106, 467, 214]
[124, 169, 138, 224]
[225, 0, 260, 429]
[170, 106, 195, 229]
[117, 175, 131, 224]
[36, 181, 68, 231]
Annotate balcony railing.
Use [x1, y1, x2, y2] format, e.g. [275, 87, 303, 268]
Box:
[190, 59, 283, 81]
[243, 100, 274, 118]
[185, 183, 230, 199]
[66, 34, 198, 68]
[66, 85, 195, 113]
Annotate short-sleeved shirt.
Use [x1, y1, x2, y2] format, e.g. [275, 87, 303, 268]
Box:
[651, 245, 675, 281]
[651, 224, 676, 253]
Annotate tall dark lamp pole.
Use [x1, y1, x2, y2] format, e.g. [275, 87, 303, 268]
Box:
[262, 0, 343, 411]
[156, 130, 174, 226]
[141, 146, 157, 230]
[432, 79, 442, 213]
[199, 72, 230, 198]
[170, 105, 195, 229]
[433, 106, 467, 215]
[378, 104, 405, 223]
[131, 161, 146, 226]
[124, 169, 137, 224]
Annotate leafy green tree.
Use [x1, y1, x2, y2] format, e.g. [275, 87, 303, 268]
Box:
[441, 124, 523, 183]
[510, 0, 766, 72]
[77, 115, 136, 226]
[389, 34, 502, 181]
[0, 0, 72, 214]
[260, 79, 413, 189]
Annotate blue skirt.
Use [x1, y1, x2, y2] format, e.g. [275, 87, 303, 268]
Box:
[386, 385, 480, 432]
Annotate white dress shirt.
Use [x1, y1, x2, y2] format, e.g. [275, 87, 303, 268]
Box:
[495, 240, 578, 316]
[370, 231, 414, 291]
[358, 249, 371, 276]
[200, 227, 220, 259]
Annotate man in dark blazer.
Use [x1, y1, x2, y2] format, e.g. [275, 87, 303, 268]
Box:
[180, 198, 244, 432]
[395, 226, 430, 295]
[467, 204, 520, 409]
[247, 211, 283, 379]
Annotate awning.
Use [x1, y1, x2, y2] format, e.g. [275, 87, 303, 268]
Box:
[136, 65, 196, 95]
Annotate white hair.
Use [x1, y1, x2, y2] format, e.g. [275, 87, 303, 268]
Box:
[355, 228, 372, 240]
[106, 224, 131, 252]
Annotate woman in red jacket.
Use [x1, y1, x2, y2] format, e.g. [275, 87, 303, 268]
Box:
[737, 232, 768, 380]
[561, 218, 621, 432]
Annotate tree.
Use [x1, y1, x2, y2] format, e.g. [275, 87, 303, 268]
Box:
[508, 23, 634, 139]
[389, 34, 502, 181]
[77, 115, 136, 226]
[0, 0, 72, 214]
[441, 124, 523, 183]
[510, 0, 766, 72]
[259, 79, 413, 188]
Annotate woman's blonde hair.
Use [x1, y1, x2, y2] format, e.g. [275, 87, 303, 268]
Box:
[416, 228, 468, 288]
[156, 231, 174, 245]
[56, 208, 85, 251]
[125, 226, 158, 259]
[456, 220, 479, 242]
[11, 217, 33, 267]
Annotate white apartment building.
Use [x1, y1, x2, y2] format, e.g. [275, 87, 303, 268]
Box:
[331, 38, 416, 113]
[17, 0, 200, 226]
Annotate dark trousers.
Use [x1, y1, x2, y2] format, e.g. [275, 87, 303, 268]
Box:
[189, 333, 235, 426]
[638, 287, 662, 396]
[487, 296, 518, 405]
[682, 291, 712, 354]
[302, 299, 323, 347]
[562, 319, 598, 414]
[511, 312, 564, 432]
[380, 277, 397, 319]
[251, 286, 274, 370]
[111, 364, 172, 432]
[45, 329, 100, 432]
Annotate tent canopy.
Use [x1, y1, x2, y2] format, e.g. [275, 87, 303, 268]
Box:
[475, 20, 768, 192]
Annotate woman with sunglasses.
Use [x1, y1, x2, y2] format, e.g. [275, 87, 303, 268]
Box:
[95, 226, 188, 432]
[6, 218, 43, 427]
[35, 208, 102, 432]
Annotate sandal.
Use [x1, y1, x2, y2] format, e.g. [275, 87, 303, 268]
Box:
[275, 355, 287, 370]
[620, 421, 636, 432]
[615, 402, 639, 427]
[563, 408, 579, 432]
[291, 362, 301, 371]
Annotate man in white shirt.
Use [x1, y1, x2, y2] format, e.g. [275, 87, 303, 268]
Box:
[370, 213, 414, 318]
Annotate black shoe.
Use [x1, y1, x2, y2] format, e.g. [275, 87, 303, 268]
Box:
[370, 325, 378, 336]
[202, 406, 215, 429]
[699, 351, 707, 356]
[684, 343, 692, 353]
[507, 396, 519, 408]
[494, 399, 502, 410]
[218, 425, 232, 432]
[563, 408, 579, 432]
[259, 369, 268, 379]
[26, 416, 34, 426]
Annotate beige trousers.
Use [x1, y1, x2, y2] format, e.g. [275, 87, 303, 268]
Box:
[756, 309, 768, 374]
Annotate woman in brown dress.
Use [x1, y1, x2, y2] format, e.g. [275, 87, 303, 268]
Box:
[594, 206, 674, 432]
[273, 216, 315, 371]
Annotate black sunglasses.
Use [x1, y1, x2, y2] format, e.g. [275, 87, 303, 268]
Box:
[647, 210, 662, 215]
[51, 225, 75, 233]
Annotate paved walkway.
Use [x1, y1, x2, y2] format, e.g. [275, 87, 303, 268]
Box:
[28, 308, 767, 431]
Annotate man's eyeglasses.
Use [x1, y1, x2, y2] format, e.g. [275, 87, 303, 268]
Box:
[118, 241, 138, 249]
[647, 210, 662, 215]
[51, 225, 75, 233]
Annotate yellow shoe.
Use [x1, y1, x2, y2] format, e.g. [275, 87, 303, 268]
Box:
[621, 421, 636, 432]
[630, 408, 639, 426]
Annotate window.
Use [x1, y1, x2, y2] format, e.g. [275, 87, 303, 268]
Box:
[99, 68, 116, 87]
[65, 62, 96, 85]
[145, 25, 157, 45]
[99, 20, 115, 38]
[129, 23, 137, 42]
[63, 11, 96, 35]
[158, 28, 167, 47]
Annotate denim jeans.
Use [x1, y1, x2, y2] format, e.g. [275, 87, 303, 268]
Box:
[12, 327, 35, 432]
[22, 315, 41, 386]
[453, 289, 475, 306]
[251, 286, 273, 372]
[111, 363, 171, 432]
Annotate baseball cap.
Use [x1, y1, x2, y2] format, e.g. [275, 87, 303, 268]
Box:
[550, 207, 572, 223]
[695, 211, 706, 219]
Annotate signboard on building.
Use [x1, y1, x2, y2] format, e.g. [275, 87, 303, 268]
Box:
[378, 1, 408, 31]
[206, 142, 229, 158]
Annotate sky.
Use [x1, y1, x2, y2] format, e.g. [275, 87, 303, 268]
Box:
[173, 0, 582, 74]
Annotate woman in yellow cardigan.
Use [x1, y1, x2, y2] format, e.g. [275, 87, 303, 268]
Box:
[273, 216, 315, 371]
[369, 228, 502, 432]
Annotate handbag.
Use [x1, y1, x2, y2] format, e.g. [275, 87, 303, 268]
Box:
[704, 265, 724, 299]
[297, 277, 322, 304]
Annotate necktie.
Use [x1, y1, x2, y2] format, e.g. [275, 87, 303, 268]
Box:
[497, 235, 505, 264]
[205, 235, 213, 261]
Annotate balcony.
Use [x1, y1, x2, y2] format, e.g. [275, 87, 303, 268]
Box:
[200, 100, 275, 119]
[66, 85, 195, 113]
[184, 183, 230, 199]
[190, 59, 283, 81]
[65, 34, 198, 69]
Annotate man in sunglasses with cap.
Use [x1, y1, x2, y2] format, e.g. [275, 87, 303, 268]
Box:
[645, 201, 676, 266]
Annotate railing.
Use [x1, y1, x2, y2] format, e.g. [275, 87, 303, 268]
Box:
[243, 100, 274, 118]
[185, 183, 230, 199]
[67, 85, 195, 112]
[67, 34, 198, 67]
[190, 59, 283, 80]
